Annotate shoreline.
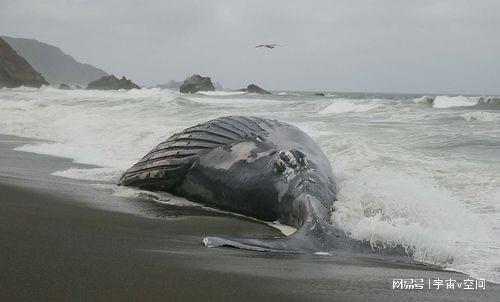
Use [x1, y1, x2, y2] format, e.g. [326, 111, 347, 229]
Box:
[1, 134, 498, 301]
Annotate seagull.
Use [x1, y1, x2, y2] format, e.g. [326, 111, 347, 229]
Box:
[256, 44, 281, 49]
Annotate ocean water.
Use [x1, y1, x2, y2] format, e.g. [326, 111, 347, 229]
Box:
[0, 86, 499, 283]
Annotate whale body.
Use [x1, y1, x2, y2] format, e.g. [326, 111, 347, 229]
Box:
[119, 116, 385, 253]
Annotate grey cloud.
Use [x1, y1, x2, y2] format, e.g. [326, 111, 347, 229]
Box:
[1, 0, 499, 94]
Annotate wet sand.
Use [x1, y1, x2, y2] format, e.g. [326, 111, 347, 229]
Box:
[0, 134, 498, 301]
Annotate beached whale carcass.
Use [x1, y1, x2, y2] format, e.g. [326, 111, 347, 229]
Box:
[119, 116, 375, 253]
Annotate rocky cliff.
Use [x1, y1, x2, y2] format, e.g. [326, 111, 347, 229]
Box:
[0, 37, 48, 88]
[2, 36, 107, 86]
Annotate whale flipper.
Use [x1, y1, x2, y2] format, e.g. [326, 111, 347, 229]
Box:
[203, 215, 410, 258]
[203, 236, 294, 253]
[203, 215, 371, 254]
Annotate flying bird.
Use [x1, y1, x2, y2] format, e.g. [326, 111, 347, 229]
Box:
[256, 44, 281, 49]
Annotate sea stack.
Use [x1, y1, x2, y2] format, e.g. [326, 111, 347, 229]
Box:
[238, 84, 271, 95]
[0, 37, 48, 88]
[86, 75, 140, 90]
[59, 83, 71, 90]
[179, 74, 215, 93]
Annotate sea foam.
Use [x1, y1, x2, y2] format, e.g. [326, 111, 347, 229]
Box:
[432, 96, 480, 108]
[320, 99, 382, 114]
[196, 91, 247, 96]
[0, 87, 498, 283]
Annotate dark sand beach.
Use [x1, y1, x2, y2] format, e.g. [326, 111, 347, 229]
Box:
[1, 134, 498, 301]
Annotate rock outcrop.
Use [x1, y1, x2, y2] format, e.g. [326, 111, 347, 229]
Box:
[59, 83, 71, 90]
[238, 84, 271, 95]
[0, 37, 49, 88]
[86, 75, 140, 90]
[2, 36, 107, 86]
[179, 74, 215, 93]
[314, 92, 325, 96]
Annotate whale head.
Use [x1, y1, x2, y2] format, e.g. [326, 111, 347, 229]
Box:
[271, 148, 337, 228]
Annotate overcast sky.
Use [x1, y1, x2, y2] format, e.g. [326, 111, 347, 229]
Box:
[1, 0, 499, 94]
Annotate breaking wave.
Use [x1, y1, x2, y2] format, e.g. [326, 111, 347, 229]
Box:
[320, 99, 383, 114]
[414, 95, 500, 109]
[196, 91, 247, 96]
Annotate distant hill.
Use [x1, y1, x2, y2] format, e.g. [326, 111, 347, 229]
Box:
[2, 36, 107, 86]
[156, 80, 183, 89]
[0, 37, 48, 88]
